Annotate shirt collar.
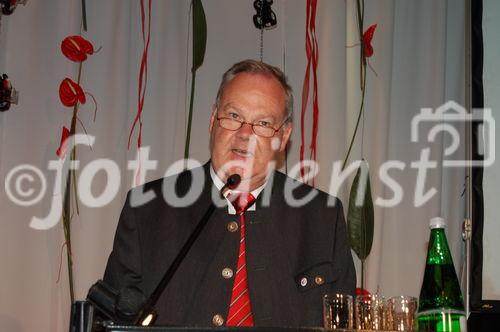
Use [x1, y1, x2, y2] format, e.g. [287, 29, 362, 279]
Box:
[209, 164, 266, 214]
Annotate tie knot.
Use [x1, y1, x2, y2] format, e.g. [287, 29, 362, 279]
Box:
[228, 192, 256, 214]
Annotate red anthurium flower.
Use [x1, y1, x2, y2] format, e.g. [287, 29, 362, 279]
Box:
[356, 288, 371, 296]
[61, 35, 94, 62]
[2, 77, 10, 89]
[362, 24, 377, 58]
[59, 78, 86, 107]
[56, 126, 70, 159]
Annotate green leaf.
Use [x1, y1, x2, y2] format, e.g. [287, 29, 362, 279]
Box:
[81, 0, 87, 31]
[347, 160, 374, 260]
[184, 0, 207, 161]
[192, 0, 207, 71]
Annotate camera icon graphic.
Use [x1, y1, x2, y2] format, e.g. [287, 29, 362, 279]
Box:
[411, 100, 495, 167]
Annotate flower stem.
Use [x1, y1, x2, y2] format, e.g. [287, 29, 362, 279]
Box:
[62, 176, 75, 303]
[341, 63, 366, 170]
[63, 61, 83, 303]
[361, 258, 365, 290]
[184, 70, 196, 165]
[342, 0, 367, 171]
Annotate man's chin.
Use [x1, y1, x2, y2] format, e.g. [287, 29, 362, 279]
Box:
[224, 167, 250, 180]
[217, 166, 254, 187]
[215, 159, 252, 178]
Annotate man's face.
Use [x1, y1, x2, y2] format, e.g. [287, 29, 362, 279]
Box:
[209, 72, 292, 191]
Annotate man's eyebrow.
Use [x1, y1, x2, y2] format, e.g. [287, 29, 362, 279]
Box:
[222, 104, 242, 113]
[255, 116, 276, 123]
[222, 103, 278, 122]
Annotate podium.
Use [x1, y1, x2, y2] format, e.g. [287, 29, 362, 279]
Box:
[106, 327, 400, 332]
[107, 327, 325, 332]
[70, 301, 405, 332]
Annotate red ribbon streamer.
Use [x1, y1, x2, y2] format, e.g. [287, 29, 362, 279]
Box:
[299, 0, 319, 185]
[128, 0, 152, 150]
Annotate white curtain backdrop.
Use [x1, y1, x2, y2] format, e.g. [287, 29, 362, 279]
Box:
[0, 1, 465, 331]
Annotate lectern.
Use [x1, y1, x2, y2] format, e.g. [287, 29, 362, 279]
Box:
[107, 327, 327, 332]
[106, 327, 396, 332]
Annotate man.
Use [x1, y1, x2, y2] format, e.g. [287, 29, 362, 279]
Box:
[104, 59, 355, 327]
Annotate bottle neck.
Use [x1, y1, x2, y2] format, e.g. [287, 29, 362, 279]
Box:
[427, 227, 453, 265]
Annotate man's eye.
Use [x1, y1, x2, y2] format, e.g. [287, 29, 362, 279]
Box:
[229, 113, 240, 120]
[257, 121, 271, 127]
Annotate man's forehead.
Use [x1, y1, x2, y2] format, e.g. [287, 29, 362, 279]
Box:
[225, 72, 284, 94]
[220, 103, 280, 120]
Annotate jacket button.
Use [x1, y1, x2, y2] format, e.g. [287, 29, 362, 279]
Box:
[222, 267, 234, 279]
[315, 276, 325, 285]
[212, 314, 224, 326]
[227, 221, 238, 232]
[300, 277, 308, 287]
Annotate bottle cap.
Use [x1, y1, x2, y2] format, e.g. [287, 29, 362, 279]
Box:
[430, 217, 446, 229]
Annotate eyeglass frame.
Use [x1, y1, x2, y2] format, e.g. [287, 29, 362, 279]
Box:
[215, 112, 290, 138]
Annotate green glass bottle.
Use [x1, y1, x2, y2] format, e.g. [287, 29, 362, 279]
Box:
[416, 217, 466, 332]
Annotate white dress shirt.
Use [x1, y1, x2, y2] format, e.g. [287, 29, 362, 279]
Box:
[209, 165, 266, 215]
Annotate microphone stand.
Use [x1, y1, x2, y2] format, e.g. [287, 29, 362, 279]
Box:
[71, 175, 241, 329]
[137, 174, 241, 324]
[136, 203, 216, 324]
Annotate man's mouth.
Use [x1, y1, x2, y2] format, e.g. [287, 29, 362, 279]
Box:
[232, 148, 253, 157]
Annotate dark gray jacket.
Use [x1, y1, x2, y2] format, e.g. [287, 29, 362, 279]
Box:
[104, 162, 355, 327]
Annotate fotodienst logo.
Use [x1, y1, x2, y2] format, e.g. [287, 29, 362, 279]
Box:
[3, 101, 495, 230]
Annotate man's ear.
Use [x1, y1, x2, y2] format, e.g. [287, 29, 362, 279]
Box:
[279, 123, 292, 152]
[209, 105, 216, 133]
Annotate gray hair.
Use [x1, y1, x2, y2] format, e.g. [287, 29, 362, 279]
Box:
[215, 59, 293, 123]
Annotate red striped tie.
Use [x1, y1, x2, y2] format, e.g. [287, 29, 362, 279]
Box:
[226, 192, 256, 327]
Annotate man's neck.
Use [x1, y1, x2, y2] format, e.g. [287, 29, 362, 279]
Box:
[209, 165, 268, 198]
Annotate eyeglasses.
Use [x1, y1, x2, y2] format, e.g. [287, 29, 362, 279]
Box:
[216, 115, 289, 138]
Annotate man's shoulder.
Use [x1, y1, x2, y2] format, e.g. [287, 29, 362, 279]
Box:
[273, 170, 342, 208]
[128, 162, 209, 197]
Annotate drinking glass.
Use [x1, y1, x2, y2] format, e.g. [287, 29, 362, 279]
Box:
[385, 295, 418, 331]
[323, 293, 353, 329]
[355, 294, 385, 330]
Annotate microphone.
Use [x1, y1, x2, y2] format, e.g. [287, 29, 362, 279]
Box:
[226, 173, 241, 189]
[136, 174, 241, 324]
[220, 173, 241, 197]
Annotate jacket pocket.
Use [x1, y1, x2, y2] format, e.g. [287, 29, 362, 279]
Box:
[294, 261, 340, 292]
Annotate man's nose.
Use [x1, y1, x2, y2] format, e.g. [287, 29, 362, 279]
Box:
[237, 122, 255, 138]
